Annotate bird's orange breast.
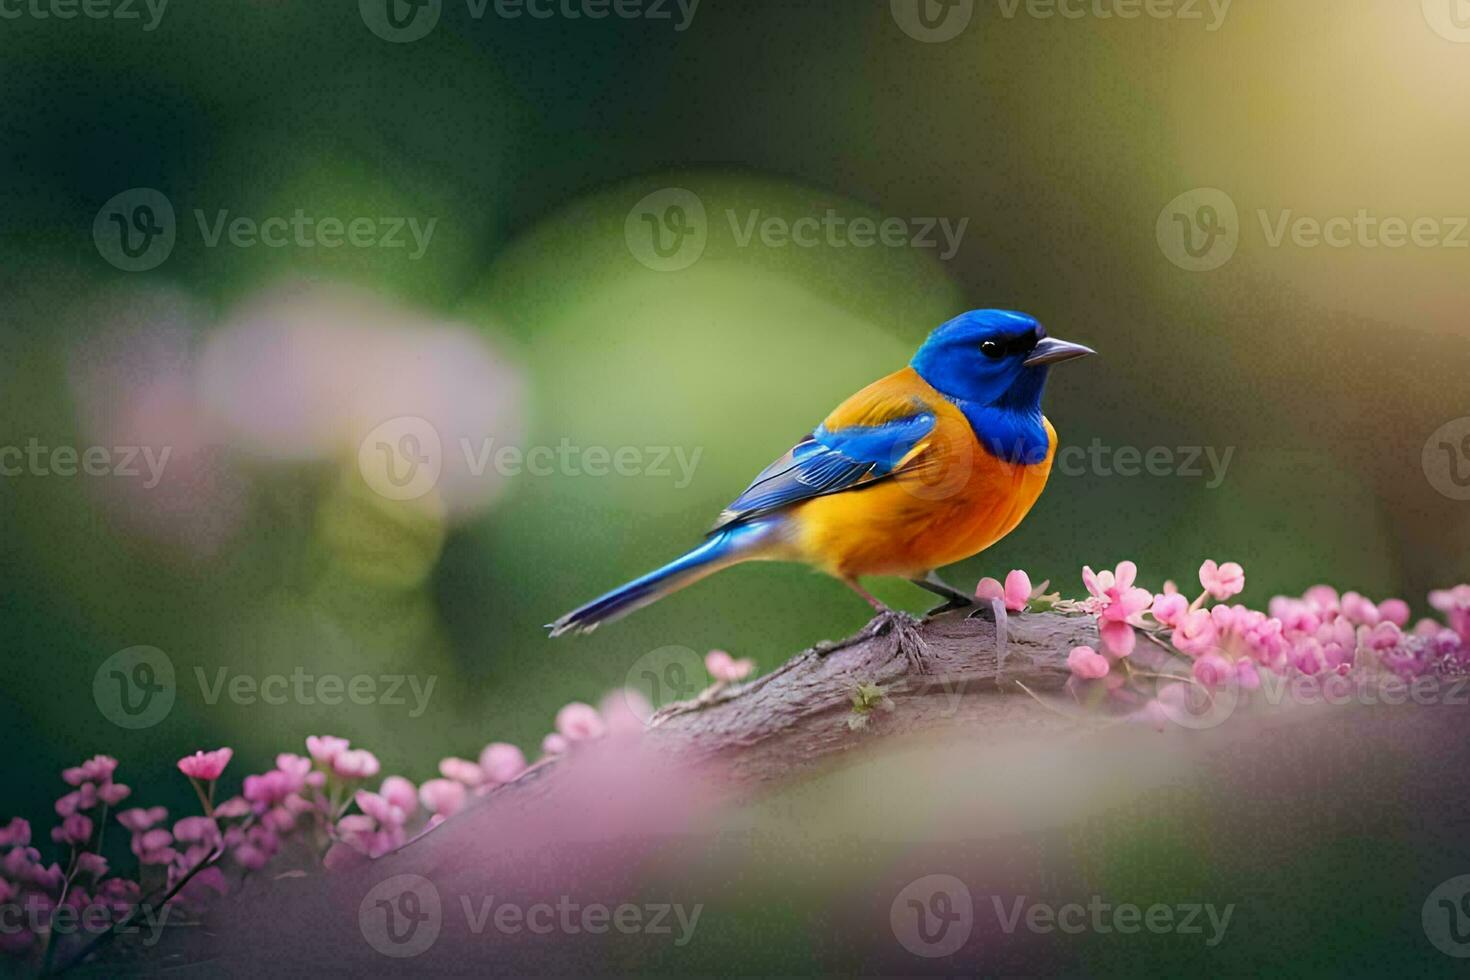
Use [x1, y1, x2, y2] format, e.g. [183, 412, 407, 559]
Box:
[788, 370, 1057, 579]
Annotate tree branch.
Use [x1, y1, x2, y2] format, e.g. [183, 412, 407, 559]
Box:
[637, 607, 1099, 785]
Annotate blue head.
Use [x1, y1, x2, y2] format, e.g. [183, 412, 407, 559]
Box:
[911, 309, 1093, 412]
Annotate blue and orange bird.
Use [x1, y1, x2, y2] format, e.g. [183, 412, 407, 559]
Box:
[548, 310, 1093, 659]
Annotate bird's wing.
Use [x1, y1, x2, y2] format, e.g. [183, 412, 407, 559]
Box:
[710, 373, 940, 532]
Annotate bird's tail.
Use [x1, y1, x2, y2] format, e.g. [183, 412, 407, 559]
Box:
[547, 520, 779, 637]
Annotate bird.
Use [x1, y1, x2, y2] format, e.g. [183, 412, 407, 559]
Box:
[547, 309, 1093, 664]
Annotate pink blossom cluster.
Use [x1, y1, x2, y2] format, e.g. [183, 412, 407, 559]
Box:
[705, 650, 755, 684]
[0, 757, 140, 964]
[0, 686, 675, 967]
[333, 738, 536, 865]
[538, 688, 653, 756]
[1058, 559, 1470, 721]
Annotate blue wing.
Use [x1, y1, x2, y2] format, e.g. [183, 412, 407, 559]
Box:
[710, 410, 937, 532]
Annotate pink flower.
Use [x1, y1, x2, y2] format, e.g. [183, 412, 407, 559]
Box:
[99, 782, 132, 805]
[555, 702, 607, 742]
[354, 790, 406, 828]
[1192, 653, 1233, 689]
[117, 805, 166, 834]
[1208, 603, 1245, 634]
[1198, 560, 1245, 601]
[332, 749, 381, 780]
[600, 688, 654, 736]
[335, 814, 397, 859]
[1083, 561, 1152, 622]
[169, 865, 228, 907]
[52, 813, 93, 847]
[438, 757, 484, 787]
[305, 735, 350, 765]
[1151, 592, 1189, 628]
[1068, 646, 1111, 680]
[132, 826, 172, 855]
[418, 778, 466, 819]
[1317, 617, 1357, 671]
[172, 816, 222, 849]
[1, 846, 38, 879]
[262, 806, 298, 834]
[177, 748, 233, 782]
[243, 770, 295, 807]
[1360, 621, 1403, 654]
[213, 797, 250, 819]
[478, 743, 527, 785]
[1172, 609, 1219, 657]
[1287, 636, 1322, 674]
[0, 818, 32, 848]
[1377, 599, 1411, 628]
[229, 824, 279, 870]
[976, 569, 1033, 613]
[30, 861, 65, 894]
[75, 852, 109, 879]
[1099, 620, 1136, 656]
[1269, 596, 1321, 634]
[1303, 583, 1339, 606]
[1235, 659, 1261, 691]
[379, 776, 418, 815]
[1339, 591, 1380, 626]
[275, 753, 312, 782]
[96, 875, 140, 905]
[56, 786, 97, 816]
[1430, 585, 1470, 639]
[62, 756, 118, 787]
[705, 650, 755, 683]
[1412, 617, 1442, 638]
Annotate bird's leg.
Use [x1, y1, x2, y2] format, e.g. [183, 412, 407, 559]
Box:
[910, 570, 1004, 622]
[813, 579, 931, 674]
[910, 571, 978, 616]
[912, 571, 1009, 676]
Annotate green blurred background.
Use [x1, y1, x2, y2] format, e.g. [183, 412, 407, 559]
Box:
[1, 0, 1467, 842]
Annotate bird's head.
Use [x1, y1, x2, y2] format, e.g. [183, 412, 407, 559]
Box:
[910, 309, 1093, 410]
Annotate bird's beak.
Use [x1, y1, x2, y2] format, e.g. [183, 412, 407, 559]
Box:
[1024, 337, 1095, 367]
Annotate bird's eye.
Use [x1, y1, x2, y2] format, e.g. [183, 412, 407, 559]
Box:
[980, 340, 1004, 359]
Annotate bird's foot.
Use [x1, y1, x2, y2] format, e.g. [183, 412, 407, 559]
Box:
[923, 595, 974, 617]
[911, 573, 1009, 623]
[922, 594, 1005, 622]
[814, 607, 932, 674]
[918, 596, 1010, 678]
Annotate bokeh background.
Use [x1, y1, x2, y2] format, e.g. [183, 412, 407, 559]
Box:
[1, 0, 1468, 961]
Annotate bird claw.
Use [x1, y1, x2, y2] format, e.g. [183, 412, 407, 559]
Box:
[923, 596, 977, 617]
[815, 608, 932, 673]
[921, 597, 1009, 677]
